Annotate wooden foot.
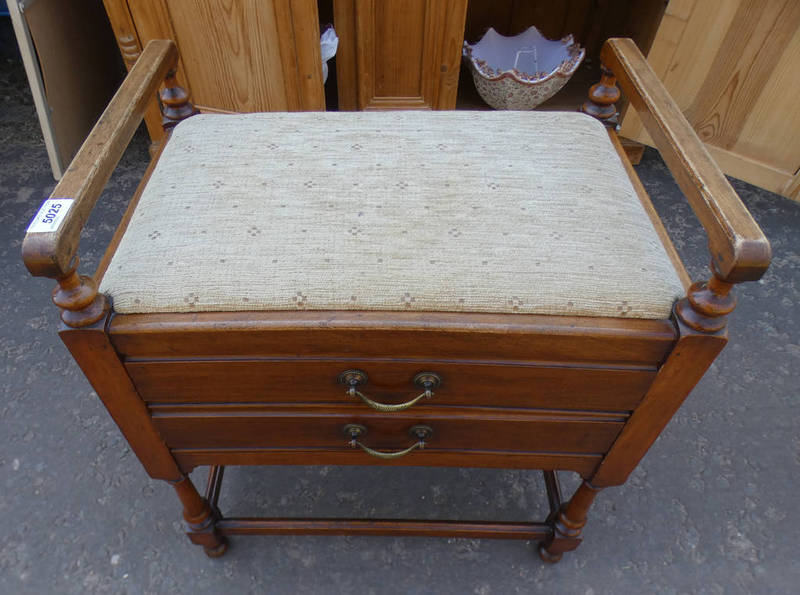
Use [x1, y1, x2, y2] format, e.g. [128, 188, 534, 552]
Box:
[171, 475, 228, 557]
[539, 480, 601, 561]
[537, 542, 563, 563]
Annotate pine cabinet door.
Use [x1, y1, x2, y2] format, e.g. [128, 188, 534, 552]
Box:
[334, 0, 468, 110]
[620, 0, 800, 201]
[104, 0, 326, 143]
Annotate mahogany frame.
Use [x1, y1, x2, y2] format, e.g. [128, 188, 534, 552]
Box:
[21, 39, 770, 562]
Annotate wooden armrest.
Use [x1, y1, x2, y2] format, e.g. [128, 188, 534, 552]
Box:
[601, 38, 771, 284]
[22, 39, 178, 279]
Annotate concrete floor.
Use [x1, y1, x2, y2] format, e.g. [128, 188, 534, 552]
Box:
[2, 20, 799, 595]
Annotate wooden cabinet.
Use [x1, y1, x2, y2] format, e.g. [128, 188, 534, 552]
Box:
[102, 0, 800, 199]
[102, 0, 326, 143]
[620, 0, 800, 201]
[333, 0, 468, 110]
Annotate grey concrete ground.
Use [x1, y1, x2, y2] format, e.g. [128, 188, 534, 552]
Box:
[2, 19, 799, 595]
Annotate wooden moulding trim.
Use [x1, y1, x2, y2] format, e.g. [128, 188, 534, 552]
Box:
[363, 97, 432, 110]
[21, 39, 179, 279]
[94, 130, 171, 285]
[108, 310, 676, 336]
[147, 402, 629, 423]
[704, 143, 796, 200]
[602, 38, 771, 284]
[171, 449, 602, 476]
[108, 311, 677, 364]
[332, 0, 358, 110]
[783, 166, 800, 203]
[194, 105, 238, 115]
[215, 518, 550, 540]
[607, 128, 691, 290]
[125, 355, 658, 371]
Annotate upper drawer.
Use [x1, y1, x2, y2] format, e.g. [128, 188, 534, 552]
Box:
[128, 358, 655, 411]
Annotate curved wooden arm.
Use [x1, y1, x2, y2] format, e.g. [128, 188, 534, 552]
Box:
[22, 39, 179, 279]
[601, 38, 771, 284]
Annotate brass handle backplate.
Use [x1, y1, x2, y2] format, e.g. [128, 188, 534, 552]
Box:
[342, 424, 433, 459]
[337, 370, 441, 412]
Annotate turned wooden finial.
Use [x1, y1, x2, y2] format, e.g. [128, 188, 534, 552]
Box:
[675, 266, 737, 333]
[582, 65, 621, 125]
[51, 257, 109, 328]
[160, 69, 196, 131]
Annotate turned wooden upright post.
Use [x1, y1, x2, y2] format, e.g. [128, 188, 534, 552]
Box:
[160, 69, 196, 130]
[22, 40, 224, 558]
[675, 265, 736, 332]
[156, 72, 221, 556]
[582, 65, 620, 126]
[52, 257, 108, 327]
[544, 38, 772, 564]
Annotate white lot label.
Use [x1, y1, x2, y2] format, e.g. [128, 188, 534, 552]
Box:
[27, 199, 74, 233]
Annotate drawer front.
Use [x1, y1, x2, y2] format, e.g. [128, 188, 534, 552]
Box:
[150, 404, 626, 455]
[129, 359, 655, 411]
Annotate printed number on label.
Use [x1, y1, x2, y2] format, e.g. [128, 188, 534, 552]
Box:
[27, 199, 74, 234]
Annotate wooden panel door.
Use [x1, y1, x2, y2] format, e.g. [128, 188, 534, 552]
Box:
[334, 0, 468, 110]
[620, 0, 800, 201]
[104, 0, 325, 142]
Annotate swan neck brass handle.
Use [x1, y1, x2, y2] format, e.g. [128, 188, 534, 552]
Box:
[343, 424, 433, 460]
[337, 370, 441, 412]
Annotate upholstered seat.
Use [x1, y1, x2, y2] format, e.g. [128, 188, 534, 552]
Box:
[100, 110, 683, 319]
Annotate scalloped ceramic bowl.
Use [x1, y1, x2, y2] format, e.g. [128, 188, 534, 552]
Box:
[463, 26, 585, 110]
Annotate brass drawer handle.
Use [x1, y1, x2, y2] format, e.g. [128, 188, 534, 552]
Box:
[338, 370, 441, 412]
[343, 424, 433, 460]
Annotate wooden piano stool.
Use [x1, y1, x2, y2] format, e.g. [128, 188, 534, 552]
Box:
[21, 38, 770, 561]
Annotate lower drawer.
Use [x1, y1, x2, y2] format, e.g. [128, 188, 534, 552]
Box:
[150, 404, 625, 455]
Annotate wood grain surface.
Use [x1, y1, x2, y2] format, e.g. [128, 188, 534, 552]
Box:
[336, 0, 467, 109]
[102, 0, 166, 142]
[620, 0, 800, 200]
[109, 311, 676, 364]
[603, 37, 771, 283]
[127, 358, 656, 411]
[150, 403, 625, 453]
[59, 316, 182, 481]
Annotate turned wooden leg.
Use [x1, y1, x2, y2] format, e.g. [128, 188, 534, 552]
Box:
[171, 475, 228, 558]
[539, 480, 601, 563]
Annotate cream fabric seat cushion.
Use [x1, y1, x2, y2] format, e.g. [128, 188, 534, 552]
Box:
[100, 111, 684, 319]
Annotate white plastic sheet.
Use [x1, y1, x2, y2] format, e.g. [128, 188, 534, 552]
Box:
[320, 27, 339, 84]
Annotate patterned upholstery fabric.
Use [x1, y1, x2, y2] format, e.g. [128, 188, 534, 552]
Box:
[99, 111, 684, 319]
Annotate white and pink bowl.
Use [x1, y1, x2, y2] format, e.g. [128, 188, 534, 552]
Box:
[463, 26, 585, 110]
